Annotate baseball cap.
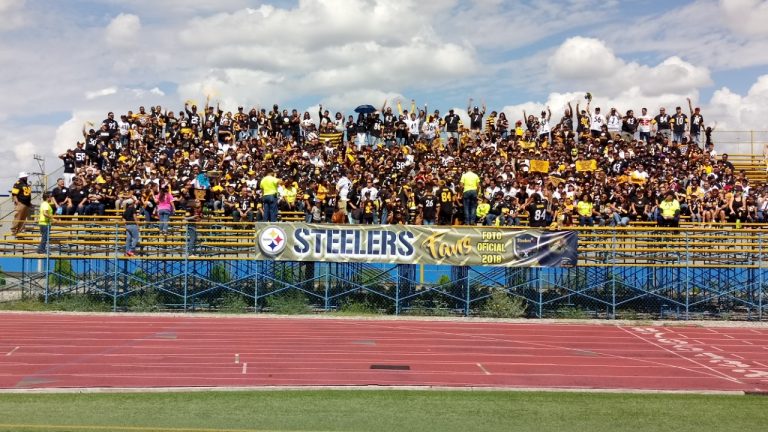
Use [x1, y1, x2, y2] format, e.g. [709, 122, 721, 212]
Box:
[18, 171, 28, 178]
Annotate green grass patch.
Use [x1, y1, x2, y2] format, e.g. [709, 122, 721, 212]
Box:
[0, 390, 765, 432]
[0, 294, 112, 312]
[266, 290, 311, 314]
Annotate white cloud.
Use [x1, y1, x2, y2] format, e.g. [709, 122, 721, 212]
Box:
[174, 1, 478, 113]
[105, 13, 141, 48]
[548, 37, 711, 99]
[598, 1, 768, 71]
[720, 0, 768, 36]
[85, 87, 118, 100]
[708, 75, 768, 131]
[0, 0, 26, 31]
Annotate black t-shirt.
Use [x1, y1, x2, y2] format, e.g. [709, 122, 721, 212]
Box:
[52, 186, 69, 205]
[122, 205, 137, 225]
[469, 111, 483, 130]
[69, 187, 88, 207]
[672, 113, 687, 133]
[444, 114, 460, 132]
[61, 156, 76, 173]
[622, 116, 637, 133]
[527, 202, 548, 227]
[690, 114, 704, 134]
[12, 180, 32, 206]
[655, 114, 671, 130]
[73, 148, 87, 167]
[421, 194, 437, 220]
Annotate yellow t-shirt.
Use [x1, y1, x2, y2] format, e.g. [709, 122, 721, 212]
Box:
[38, 201, 53, 226]
[260, 175, 280, 196]
[316, 184, 328, 201]
[659, 200, 680, 218]
[460, 171, 480, 192]
[576, 201, 593, 217]
[476, 202, 490, 218]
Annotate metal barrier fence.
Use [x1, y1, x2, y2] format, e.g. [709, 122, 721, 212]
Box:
[3, 224, 767, 320]
[713, 130, 768, 156]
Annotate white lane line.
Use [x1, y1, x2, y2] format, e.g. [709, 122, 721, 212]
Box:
[753, 361, 768, 368]
[723, 334, 735, 340]
[750, 330, 762, 335]
[743, 341, 754, 345]
[234, 354, 239, 364]
[242, 362, 248, 374]
[347, 322, 741, 384]
[477, 363, 491, 376]
[616, 327, 742, 384]
[710, 345, 724, 352]
[693, 340, 705, 345]
[732, 354, 744, 360]
[5, 347, 19, 356]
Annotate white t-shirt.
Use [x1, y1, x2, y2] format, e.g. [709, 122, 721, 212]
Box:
[590, 113, 605, 131]
[638, 115, 652, 133]
[336, 176, 351, 200]
[607, 114, 621, 131]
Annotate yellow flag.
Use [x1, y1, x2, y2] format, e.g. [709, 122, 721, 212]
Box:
[519, 140, 535, 149]
[530, 160, 550, 173]
[576, 159, 597, 172]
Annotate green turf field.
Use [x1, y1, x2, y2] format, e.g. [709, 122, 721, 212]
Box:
[0, 390, 766, 432]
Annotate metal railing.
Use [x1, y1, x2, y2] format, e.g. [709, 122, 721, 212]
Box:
[1, 223, 766, 320]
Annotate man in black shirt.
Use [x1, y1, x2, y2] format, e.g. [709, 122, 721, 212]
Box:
[59, 150, 77, 187]
[73, 141, 88, 169]
[653, 107, 671, 142]
[444, 109, 460, 142]
[51, 178, 71, 216]
[68, 180, 89, 216]
[621, 110, 638, 142]
[419, 189, 438, 225]
[467, 99, 486, 136]
[687, 97, 704, 147]
[11, 172, 33, 237]
[437, 181, 454, 225]
[526, 195, 549, 227]
[122, 198, 140, 257]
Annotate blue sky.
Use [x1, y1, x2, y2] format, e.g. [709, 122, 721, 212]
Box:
[1, 0, 768, 180]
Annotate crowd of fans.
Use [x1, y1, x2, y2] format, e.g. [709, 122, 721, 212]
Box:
[28, 94, 766, 232]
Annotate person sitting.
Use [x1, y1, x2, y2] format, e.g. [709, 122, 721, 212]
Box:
[657, 192, 681, 227]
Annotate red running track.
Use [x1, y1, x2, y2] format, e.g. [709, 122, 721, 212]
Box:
[1, 313, 767, 392]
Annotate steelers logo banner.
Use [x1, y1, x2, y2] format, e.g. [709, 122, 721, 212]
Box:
[252, 223, 577, 268]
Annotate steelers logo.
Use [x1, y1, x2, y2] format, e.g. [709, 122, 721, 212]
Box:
[258, 226, 288, 256]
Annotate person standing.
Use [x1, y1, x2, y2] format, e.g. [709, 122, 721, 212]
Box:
[122, 198, 140, 257]
[11, 172, 33, 237]
[155, 183, 175, 235]
[184, 199, 202, 256]
[260, 167, 282, 222]
[460, 167, 481, 225]
[36, 192, 55, 254]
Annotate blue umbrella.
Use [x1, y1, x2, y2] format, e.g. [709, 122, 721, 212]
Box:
[354, 104, 376, 114]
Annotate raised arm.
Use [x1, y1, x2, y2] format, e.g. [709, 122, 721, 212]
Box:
[687, 97, 694, 117]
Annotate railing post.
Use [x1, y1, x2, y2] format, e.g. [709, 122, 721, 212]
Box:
[183, 222, 189, 311]
[537, 268, 543, 318]
[254, 228, 259, 312]
[44, 225, 51, 304]
[685, 229, 690, 320]
[757, 232, 765, 321]
[324, 262, 330, 312]
[611, 229, 616, 319]
[111, 223, 119, 312]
